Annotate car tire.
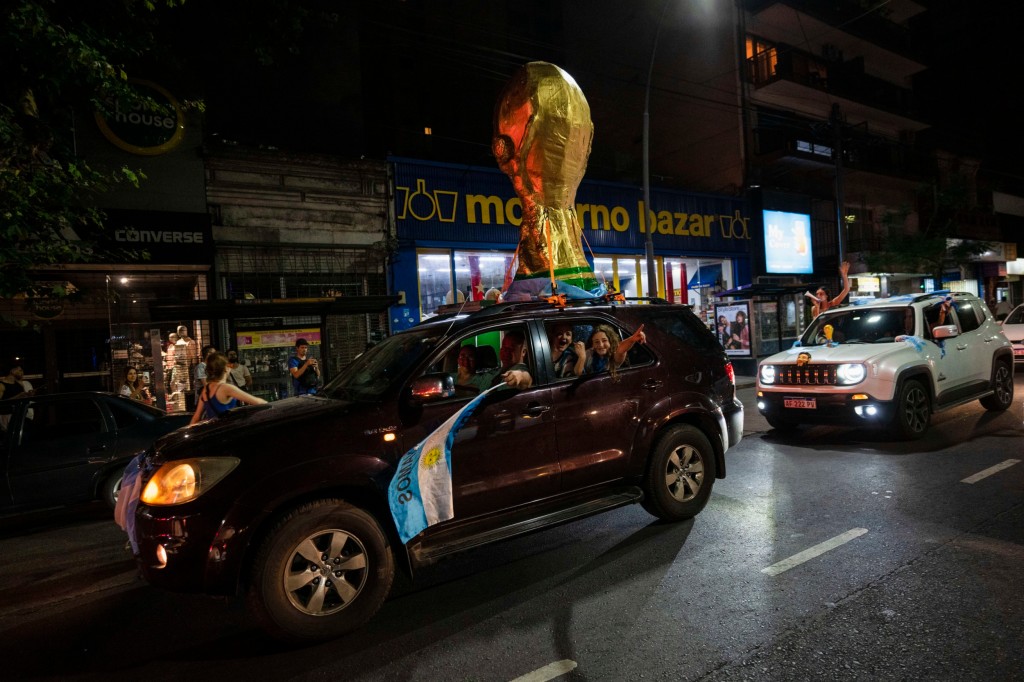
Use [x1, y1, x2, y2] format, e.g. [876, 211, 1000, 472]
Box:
[890, 379, 930, 440]
[641, 425, 716, 522]
[101, 472, 123, 510]
[766, 415, 800, 433]
[979, 361, 1014, 411]
[248, 499, 394, 643]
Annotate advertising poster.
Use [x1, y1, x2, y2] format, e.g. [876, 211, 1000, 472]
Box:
[763, 210, 813, 274]
[714, 302, 752, 357]
[236, 328, 321, 350]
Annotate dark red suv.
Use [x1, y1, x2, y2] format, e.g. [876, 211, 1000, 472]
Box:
[131, 300, 743, 641]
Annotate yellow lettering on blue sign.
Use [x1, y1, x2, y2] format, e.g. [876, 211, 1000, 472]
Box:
[395, 181, 750, 239]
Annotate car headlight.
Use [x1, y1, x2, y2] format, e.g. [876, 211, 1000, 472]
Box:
[759, 364, 776, 385]
[141, 457, 240, 506]
[836, 363, 866, 385]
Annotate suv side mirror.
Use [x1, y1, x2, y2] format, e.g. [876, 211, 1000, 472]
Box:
[932, 324, 959, 340]
[409, 373, 456, 402]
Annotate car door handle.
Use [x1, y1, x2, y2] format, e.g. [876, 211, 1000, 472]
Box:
[521, 403, 550, 417]
[87, 444, 107, 454]
[642, 379, 663, 390]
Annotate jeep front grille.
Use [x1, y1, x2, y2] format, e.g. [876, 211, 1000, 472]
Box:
[777, 364, 838, 385]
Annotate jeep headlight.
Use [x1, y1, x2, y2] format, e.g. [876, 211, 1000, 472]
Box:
[836, 363, 866, 385]
[759, 364, 776, 385]
[141, 457, 240, 506]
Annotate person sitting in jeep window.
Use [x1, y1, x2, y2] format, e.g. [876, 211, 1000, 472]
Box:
[477, 329, 532, 389]
[924, 298, 954, 339]
[548, 322, 585, 378]
[289, 339, 321, 396]
[805, 261, 851, 319]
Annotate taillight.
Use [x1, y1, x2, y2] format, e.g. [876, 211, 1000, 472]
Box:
[724, 361, 736, 385]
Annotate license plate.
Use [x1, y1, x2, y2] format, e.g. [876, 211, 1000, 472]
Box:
[784, 397, 817, 409]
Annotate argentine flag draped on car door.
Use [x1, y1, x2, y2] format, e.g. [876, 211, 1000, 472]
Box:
[388, 384, 503, 544]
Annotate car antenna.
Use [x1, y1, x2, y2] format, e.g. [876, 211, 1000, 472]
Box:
[440, 293, 472, 339]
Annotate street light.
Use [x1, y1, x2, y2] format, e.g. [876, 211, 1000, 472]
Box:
[643, 0, 673, 299]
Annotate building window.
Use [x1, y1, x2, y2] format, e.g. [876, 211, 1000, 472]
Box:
[746, 36, 778, 84]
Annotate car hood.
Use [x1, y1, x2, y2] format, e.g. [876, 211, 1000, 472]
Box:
[760, 342, 905, 365]
[1001, 322, 1024, 342]
[153, 396, 359, 458]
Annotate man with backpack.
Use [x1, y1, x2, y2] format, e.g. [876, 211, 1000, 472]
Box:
[224, 350, 252, 389]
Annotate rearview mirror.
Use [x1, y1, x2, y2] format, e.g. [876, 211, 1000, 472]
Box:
[408, 374, 456, 403]
[931, 324, 959, 340]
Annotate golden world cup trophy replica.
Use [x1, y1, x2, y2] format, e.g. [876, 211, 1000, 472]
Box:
[493, 62, 599, 300]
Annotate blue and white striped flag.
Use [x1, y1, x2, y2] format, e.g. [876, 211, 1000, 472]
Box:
[388, 384, 503, 544]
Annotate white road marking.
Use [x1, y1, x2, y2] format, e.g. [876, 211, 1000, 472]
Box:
[961, 459, 1020, 484]
[510, 660, 578, 682]
[761, 528, 868, 576]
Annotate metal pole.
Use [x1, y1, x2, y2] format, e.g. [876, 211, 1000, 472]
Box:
[643, 0, 672, 298]
[831, 103, 846, 264]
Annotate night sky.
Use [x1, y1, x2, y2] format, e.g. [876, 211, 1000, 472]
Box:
[148, 1, 1022, 189]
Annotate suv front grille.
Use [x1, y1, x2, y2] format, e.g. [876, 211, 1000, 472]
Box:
[777, 364, 838, 386]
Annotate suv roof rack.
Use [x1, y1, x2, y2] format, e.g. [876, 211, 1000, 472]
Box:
[433, 296, 673, 322]
[910, 289, 952, 303]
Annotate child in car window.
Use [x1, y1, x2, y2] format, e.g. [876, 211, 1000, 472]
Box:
[548, 322, 585, 378]
[584, 324, 646, 378]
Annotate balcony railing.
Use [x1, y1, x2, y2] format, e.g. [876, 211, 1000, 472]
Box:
[743, 0, 924, 61]
[747, 48, 923, 121]
[751, 124, 928, 180]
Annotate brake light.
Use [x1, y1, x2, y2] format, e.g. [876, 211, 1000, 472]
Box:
[724, 361, 735, 385]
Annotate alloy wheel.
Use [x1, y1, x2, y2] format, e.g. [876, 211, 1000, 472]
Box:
[901, 384, 929, 434]
[665, 445, 704, 503]
[284, 529, 369, 616]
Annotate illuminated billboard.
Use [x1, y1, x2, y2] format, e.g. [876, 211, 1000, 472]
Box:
[763, 210, 813, 274]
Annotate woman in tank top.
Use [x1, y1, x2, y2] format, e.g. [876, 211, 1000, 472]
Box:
[189, 352, 268, 425]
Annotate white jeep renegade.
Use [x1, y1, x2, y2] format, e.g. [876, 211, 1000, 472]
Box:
[756, 291, 1015, 439]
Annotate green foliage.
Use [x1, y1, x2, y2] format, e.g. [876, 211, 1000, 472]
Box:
[863, 175, 991, 285]
[0, 0, 186, 299]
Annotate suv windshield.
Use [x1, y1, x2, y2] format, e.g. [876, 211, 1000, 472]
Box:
[801, 306, 915, 346]
[1006, 306, 1024, 325]
[323, 327, 441, 400]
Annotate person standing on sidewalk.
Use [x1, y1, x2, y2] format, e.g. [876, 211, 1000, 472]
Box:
[288, 339, 321, 396]
[193, 345, 217, 404]
[225, 350, 252, 389]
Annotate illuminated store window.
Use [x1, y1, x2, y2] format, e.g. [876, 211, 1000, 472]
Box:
[417, 250, 454, 319]
[453, 251, 514, 301]
[663, 258, 689, 304]
[593, 257, 615, 293]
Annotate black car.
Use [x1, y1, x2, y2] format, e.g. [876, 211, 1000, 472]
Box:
[130, 300, 743, 641]
[0, 392, 190, 511]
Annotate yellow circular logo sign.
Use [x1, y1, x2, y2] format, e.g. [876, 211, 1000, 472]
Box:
[94, 79, 185, 156]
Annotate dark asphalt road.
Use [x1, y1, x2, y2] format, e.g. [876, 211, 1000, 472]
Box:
[0, 374, 1021, 681]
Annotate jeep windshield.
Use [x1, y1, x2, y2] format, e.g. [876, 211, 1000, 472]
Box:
[801, 306, 915, 346]
[322, 328, 441, 400]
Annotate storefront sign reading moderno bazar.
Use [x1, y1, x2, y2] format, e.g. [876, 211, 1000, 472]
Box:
[393, 160, 750, 254]
[94, 79, 185, 156]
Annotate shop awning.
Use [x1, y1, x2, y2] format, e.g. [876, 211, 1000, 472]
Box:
[715, 282, 819, 299]
[148, 295, 399, 321]
[688, 264, 722, 289]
